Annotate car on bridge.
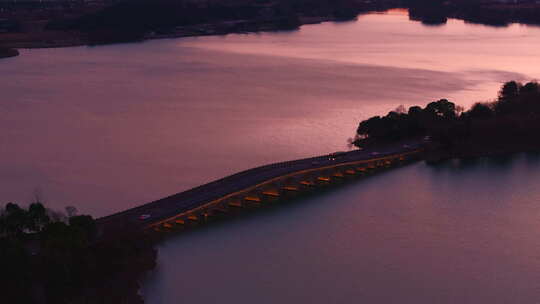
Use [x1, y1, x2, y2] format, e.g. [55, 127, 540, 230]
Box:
[139, 214, 151, 220]
[328, 151, 347, 160]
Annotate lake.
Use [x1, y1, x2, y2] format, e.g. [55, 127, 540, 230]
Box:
[2, 8, 540, 303]
[142, 155, 540, 303]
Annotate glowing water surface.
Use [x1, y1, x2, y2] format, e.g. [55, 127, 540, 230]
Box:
[2, 10, 540, 302]
[142, 156, 540, 303]
[1, 10, 538, 215]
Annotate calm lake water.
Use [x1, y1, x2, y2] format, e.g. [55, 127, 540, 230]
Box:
[2, 9, 540, 303]
[142, 156, 540, 303]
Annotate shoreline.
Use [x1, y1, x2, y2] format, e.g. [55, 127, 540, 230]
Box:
[4, 0, 540, 58]
[0, 15, 342, 57]
[3, 4, 540, 57]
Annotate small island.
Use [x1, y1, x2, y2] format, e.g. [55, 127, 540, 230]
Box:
[353, 81, 540, 161]
[0, 46, 19, 58]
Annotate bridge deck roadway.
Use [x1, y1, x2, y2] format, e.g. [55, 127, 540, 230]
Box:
[97, 139, 426, 236]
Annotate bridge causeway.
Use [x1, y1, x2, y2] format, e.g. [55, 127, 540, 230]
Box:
[97, 140, 426, 237]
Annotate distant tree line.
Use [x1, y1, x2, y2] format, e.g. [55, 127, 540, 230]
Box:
[403, 0, 540, 26]
[40, 0, 540, 44]
[0, 201, 156, 304]
[6, 0, 540, 44]
[45, 0, 398, 44]
[354, 81, 540, 154]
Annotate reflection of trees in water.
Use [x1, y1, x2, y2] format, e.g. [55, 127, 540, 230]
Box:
[426, 154, 532, 172]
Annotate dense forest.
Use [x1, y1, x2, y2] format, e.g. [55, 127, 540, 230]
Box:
[404, 0, 540, 26]
[5, 0, 540, 46]
[354, 81, 540, 158]
[48, 0, 540, 39]
[45, 0, 397, 44]
[0, 202, 156, 304]
[4, 0, 540, 47]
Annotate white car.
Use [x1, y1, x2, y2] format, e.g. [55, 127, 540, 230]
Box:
[139, 214, 151, 220]
[328, 151, 347, 160]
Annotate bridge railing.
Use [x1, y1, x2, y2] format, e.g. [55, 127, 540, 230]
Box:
[98, 141, 426, 227]
[144, 149, 424, 230]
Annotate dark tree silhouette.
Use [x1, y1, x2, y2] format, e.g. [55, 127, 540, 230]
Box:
[467, 103, 494, 119]
[354, 81, 540, 154]
[0, 201, 157, 304]
[27, 202, 50, 232]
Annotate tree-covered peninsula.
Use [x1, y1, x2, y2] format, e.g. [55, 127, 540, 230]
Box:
[354, 81, 540, 159]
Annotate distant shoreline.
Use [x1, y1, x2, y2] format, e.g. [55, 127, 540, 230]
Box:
[3, 0, 540, 59]
[0, 15, 343, 57]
